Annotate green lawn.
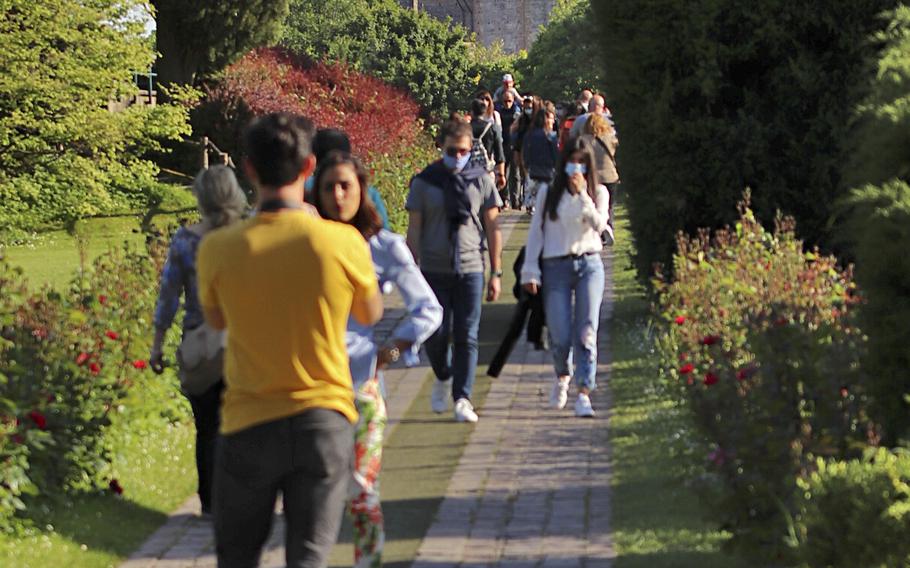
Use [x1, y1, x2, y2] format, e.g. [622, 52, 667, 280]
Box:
[608, 209, 752, 567]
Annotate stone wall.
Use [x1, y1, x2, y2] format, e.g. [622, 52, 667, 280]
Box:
[399, 0, 557, 53]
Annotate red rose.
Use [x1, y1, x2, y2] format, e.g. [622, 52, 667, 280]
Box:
[701, 335, 721, 346]
[109, 479, 124, 495]
[674, 316, 686, 325]
[27, 410, 47, 430]
[132, 359, 148, 370]
[89, 362, 101, 375]
[105, 331, 119, 340]
[679, 363, 695, 375]
[98, 295, 108, 305]
[704, 372, 719, 386]
[736, 370, 748, 381]
[75, 352, 90, 366]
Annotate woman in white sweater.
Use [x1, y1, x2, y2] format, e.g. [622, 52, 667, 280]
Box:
[520, 137, 612, 417]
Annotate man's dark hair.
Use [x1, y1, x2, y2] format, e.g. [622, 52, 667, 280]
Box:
[243, 112, 316, 188]
[470, 97, 488, 118]
[313, 128, 351, 163]
[438, 120, 473, 145]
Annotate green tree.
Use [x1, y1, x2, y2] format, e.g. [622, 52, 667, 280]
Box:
[843, 5, 910, 445]
[0, 0, 192, 238]
[592, 0, 897, 281]
[518, 0, 604, 102]
[281, 0, 515, 117]
[151, 0, 289, 89]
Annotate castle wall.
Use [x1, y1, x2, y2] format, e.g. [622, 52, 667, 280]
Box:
[399, 0, 557, 53]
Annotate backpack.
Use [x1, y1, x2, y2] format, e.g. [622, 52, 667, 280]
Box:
[470, 122, 496, 172]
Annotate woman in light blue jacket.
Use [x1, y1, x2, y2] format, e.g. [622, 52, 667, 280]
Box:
[308, 150, 442, 568]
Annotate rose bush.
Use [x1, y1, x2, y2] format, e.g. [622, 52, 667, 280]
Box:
[655, 197, 870, 562]
[0, 231, 187, 528]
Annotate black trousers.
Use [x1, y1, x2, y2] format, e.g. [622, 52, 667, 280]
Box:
[214, 408, 355, 568]
[186, 380, 224, 514]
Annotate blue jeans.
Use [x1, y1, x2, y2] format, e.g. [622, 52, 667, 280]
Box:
[541, 254, 605, 391]
[422, 271, 484, 401]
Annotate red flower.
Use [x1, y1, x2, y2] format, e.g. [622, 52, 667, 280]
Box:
[674, 315, 686, 325]
[704, 372, 719, 386]
[700, 335, 721, 346]
[27, 410, 47, 430]
[75, 352, 90, 366]
[89, 362, 101, 375]
[105, 330, 119, 340]
[31, 327, 48, 340]
[98, 295, 108, 305]
[679, 352, 689, 361]
[679, 363, 695, 375]
[109, 479, 124, 495]
[736, 370, 748, 381]
[132, 359, 148, 370]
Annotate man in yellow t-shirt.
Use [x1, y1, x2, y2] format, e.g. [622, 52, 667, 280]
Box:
[197, 113, 383, 568]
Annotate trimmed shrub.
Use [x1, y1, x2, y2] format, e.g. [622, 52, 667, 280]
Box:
[591, 1, 897, 283]
[655, 198, 869, 562]
[797, 448, 910, 567]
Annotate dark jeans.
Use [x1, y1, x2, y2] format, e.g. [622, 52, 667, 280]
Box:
[186, 380, 224, 514]
[214, 408, 355, 568]
[422, 271, 484, 401]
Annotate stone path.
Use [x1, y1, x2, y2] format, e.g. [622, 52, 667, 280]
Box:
[120, 214, 525, 567]
[411, 247, 615, 568]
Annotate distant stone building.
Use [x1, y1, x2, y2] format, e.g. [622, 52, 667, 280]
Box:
[400, 0, 558, 53]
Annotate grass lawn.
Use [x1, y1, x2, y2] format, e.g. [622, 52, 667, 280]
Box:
[608, 208, 752, 567]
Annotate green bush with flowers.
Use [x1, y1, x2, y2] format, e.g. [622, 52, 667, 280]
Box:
[0, 231, 187, 528]
[654, 196, 871, 562]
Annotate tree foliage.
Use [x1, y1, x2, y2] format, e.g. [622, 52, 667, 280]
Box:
[592, 0, 897, 281]
[0, 0, 192, 240]
[843, 5, 910, 445]
[281, 0, 517, 117]
[151, 0, 288, 89]
[518, 0, 604, 102]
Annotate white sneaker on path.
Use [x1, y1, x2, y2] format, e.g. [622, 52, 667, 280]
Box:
[574, 393, 595, 418]
[550, 377, 571, 409]
[454, 398, 479, 423]
[431, 378, 452, 413]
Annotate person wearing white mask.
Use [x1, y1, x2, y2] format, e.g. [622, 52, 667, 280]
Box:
[521, 137, 611, 418]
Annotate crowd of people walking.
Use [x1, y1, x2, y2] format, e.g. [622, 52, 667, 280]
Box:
[149, 73, 618, 567]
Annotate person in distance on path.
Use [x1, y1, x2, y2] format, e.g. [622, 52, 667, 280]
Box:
[406, 120, 503, 423]
[521, 137, 611, 418]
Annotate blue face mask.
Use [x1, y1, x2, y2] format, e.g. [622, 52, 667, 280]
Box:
[565, 163, 587, 177]
[443, 152, 471, 172]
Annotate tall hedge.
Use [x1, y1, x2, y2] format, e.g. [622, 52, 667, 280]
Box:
[843, 6, 910, 445]
[591, 0, 896, 280]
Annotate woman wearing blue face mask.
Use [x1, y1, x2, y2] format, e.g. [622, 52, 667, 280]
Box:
[520, 137, 611, 417]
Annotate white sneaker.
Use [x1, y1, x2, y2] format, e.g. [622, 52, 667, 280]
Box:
[431, 378, 452, 413]
[454, 398, 479, 423]
[574, 393, 595, 418]
[550, 377, 570, 409]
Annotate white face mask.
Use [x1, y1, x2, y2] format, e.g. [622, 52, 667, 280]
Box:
[565, 163, 587, 177]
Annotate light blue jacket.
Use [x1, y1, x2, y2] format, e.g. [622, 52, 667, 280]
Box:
[347, 230, 443, 389]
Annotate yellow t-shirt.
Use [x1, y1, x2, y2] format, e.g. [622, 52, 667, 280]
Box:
[197, 211, 378, 434]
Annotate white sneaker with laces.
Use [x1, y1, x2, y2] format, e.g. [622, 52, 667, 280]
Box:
[431, 378, 452, 413]
[550, 377, 571, 409]
[574, 393, 595, 418]
[454, 398, 479, 423]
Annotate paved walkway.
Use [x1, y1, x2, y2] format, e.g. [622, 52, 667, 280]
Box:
[121, 213, 614, 567]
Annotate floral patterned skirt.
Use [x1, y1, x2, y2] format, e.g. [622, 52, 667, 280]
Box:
[349, 376, 387, 568]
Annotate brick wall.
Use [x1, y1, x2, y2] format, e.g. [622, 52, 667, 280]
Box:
[399, 0, 557, 53]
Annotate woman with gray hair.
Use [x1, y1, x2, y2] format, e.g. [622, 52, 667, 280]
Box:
[149, 165, 248, 517]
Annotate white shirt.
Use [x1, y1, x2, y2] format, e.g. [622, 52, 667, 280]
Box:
[521, 183, 611, 285]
